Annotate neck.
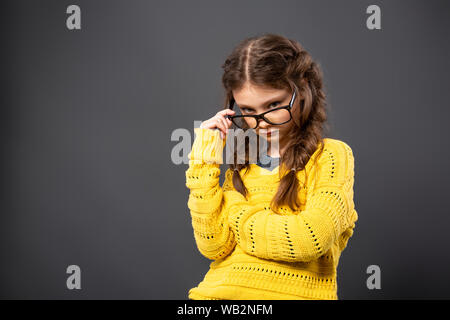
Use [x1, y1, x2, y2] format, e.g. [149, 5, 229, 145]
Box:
[266, 138, 287, 158]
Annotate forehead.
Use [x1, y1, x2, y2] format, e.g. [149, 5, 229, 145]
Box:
[232, 84, 290, 108]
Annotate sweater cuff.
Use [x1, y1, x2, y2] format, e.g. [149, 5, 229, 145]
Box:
[188, 128, 226, 165]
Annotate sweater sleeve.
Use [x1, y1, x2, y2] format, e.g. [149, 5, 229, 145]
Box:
[227, 140, 358, 262]
[185, 127, 238, 261]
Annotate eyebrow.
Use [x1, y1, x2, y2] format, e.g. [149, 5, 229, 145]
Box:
[236, 94, 287, 110]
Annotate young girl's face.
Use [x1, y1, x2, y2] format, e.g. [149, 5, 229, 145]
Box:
[232, 83, 298, 143]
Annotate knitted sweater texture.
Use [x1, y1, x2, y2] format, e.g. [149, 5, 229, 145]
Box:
[185, 128, 358, 300]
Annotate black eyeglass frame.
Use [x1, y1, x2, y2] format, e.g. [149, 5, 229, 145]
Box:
[226, 89, 297, 129]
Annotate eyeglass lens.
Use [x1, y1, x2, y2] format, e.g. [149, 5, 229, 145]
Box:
[231, 107, 291, 129]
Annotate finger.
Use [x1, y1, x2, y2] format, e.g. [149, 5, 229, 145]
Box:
[217, 115, 228, 132]
[220, 112, 234, 127]
[200, 120, 215, 130]
[218, 109, 236, 116]
[221, 115, 233, 133]
[214, 118, 227, 138]
[220, 119, 230, 138]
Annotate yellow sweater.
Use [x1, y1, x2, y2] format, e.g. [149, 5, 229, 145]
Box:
[185, 128, 358, 300]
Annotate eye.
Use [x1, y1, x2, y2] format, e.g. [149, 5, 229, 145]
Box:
[269, 102, 280, 108]
[241, 101, 280, 113]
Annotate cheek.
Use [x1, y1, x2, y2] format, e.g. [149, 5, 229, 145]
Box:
[273, 123, 293, 138]
[276, 123, 289, 133]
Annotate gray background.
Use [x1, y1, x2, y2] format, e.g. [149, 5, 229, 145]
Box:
[1, 0, 449, 299]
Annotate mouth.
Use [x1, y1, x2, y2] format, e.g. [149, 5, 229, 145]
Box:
[256, 129, 276, 139]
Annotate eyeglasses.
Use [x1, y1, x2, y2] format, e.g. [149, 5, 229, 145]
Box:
[226, 89, 297, 129]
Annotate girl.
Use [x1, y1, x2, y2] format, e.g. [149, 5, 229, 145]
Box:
[185, 33, 358, 300]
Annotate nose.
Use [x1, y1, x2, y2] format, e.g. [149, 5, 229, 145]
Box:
[257, 118, 271, 129]
[256, 120, 272, 136]
[258, 119, 269, 129]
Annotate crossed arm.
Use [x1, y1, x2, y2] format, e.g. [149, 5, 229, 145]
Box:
[227, 140, 358, 263]
[186, 128, 358, 263]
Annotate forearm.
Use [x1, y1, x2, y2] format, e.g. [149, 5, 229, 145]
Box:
[185, 127, 236, 260]
[228, 185, 354, 263]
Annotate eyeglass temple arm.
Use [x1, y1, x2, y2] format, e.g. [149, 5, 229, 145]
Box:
[225, 97, 235, 119]
[290, 89, 296, 106]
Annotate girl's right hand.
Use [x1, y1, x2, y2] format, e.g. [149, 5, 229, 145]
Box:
[200, 109, 236, 139]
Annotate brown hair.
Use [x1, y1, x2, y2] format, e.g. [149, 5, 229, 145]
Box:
[221, 33, 329, 214]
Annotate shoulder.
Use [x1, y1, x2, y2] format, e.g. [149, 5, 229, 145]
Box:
[312, 138, 355, 186]
[322, 138, 354, 159]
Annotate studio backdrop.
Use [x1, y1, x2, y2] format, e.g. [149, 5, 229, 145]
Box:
[1, 0, 449, 299]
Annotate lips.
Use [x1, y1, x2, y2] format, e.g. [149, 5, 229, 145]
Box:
[257, 129, 275, 136]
